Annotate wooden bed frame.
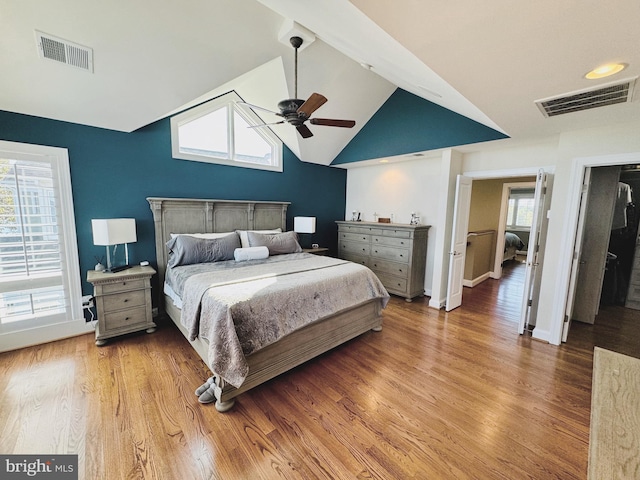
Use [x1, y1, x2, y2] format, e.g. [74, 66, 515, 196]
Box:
[147, 197, 384, 412]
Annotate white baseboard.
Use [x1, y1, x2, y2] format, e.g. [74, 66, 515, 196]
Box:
[532, 327, 551, 343]
[462, 272, 491, 288]
[1, 319, 95, 353]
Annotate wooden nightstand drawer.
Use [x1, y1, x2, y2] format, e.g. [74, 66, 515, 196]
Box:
[102, 289, 146, 312]
[101, 279, 145, 294]
[104, 306, 147, 330]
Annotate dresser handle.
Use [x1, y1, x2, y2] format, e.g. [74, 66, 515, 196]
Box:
[125, 317, 130, 321]
[124, 299, 128, 303]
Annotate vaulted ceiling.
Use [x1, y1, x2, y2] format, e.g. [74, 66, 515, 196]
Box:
[2, 0, 639, 165]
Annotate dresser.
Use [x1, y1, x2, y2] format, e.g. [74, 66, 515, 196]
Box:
[336, 221, 430, 301]
[87, 265, 156, 346]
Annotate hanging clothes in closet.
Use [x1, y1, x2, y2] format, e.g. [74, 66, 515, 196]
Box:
[602, 182, 636, 306]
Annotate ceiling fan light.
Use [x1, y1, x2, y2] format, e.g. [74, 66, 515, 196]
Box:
[585, 63, 627, 79]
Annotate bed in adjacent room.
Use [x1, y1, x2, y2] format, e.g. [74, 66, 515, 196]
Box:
[147, 197, 389, 412]
[503, 231, 526, 263]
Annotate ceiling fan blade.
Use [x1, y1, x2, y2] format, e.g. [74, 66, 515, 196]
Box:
[236, 101, 283, 117]
[296, 124, 314, 138]
[309, 118, 356, 128]
[247, 120, 286, 128]
[297, 93, 327, 117]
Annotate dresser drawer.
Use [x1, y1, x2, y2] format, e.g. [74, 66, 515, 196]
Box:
[104, 306, 148, 330]
[103, 289, 146, 312]
[338, 225, 383, 236]
[372, 235, 411, 248]
[370, 258, 409, 279]
[380, 229, 412, 239]
[101, 279, 146, 294]
[375, 272, 408, 293]
[340, 241, 371, 256]
[341, 253, 369, 266]
[371, 245, 410, 263]
[340, 231, 371, 243]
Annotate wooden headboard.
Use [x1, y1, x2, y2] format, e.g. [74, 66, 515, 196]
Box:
[147, 197, 290, 283]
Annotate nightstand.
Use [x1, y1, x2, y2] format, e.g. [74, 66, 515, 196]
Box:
[87, 265, 156, 346]
[303, 247, 329, 256]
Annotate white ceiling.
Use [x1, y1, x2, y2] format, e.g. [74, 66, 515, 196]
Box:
[2, 0, 639, 166]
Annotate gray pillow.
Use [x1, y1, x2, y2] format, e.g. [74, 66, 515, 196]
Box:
[166, 233, 241, 267]
[246, 231, 302, 255]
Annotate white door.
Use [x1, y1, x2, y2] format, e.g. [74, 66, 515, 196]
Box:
[567, 166, 619, 328]
[446, 175, 472, 311]
[518, 170, 553, 334]
[562, 168, 591, 341]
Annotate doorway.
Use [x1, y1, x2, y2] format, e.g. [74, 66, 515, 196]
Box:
[449, 171, 552, 332]
[565, 163, 640, 345]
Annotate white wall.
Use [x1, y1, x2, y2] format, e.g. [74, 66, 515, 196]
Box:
[344, 156, 442, 295]
[345, 119, 640, 346]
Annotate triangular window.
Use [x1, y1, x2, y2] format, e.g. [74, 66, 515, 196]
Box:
[171, 91, 282, 172]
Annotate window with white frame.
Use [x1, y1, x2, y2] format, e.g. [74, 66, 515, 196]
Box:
[506, 189, 535, 229]
[171, 91, 283, 172]
[0, 141, 81, 335]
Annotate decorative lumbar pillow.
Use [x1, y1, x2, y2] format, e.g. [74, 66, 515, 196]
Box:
[166, 233, 241, 267]
[246, 231, 302, 255]
[233, 246, 269, 262]
[237, 228, 282, 248]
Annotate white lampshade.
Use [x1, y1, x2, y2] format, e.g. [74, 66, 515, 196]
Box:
[294, 216, 316, 234]
[92, 218, 137, 246]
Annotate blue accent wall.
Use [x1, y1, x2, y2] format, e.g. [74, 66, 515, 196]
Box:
[332, 88, 508, 165]
[0, 110, 346, 300]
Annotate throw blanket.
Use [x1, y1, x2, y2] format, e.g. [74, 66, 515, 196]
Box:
[170, 253, 389, 388]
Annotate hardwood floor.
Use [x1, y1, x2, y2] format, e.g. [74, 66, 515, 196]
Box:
[1, 270, 616, 479]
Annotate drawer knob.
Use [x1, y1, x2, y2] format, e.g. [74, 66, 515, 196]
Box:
[125, 317, 130, 321]
[124, 299, 128, 303]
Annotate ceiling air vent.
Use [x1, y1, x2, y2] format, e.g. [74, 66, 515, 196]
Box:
[35, 31, 94, 73]
[535, 78, 636, 117]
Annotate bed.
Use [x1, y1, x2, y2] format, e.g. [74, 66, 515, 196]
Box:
[503, 231, 525, 263]
[147, 197, 389, 412]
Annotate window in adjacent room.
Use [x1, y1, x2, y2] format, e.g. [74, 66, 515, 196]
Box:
[506, 188, 535, 228]
[0, 141, 82, 336]
[170, 91, 283, 172]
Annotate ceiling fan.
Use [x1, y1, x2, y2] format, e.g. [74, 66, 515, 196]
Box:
[238, 36, 356, 139]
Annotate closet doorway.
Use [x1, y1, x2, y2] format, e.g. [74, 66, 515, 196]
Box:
[566, 164, 640, 334]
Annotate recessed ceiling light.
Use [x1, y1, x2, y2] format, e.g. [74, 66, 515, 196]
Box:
[585, 63, 628, 79]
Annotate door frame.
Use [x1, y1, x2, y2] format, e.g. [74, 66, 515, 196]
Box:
[447, 166, 553, 313]
[492, 181, 537, 280]
[549, 152, 640, 345]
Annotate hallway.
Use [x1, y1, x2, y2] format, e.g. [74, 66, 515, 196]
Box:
[460, 256, 640, 359]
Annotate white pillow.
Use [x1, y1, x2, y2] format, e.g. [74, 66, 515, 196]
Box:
[170, 232, 237, 240]
[237, 228, 282, 248]
[234, 246, 269, 261]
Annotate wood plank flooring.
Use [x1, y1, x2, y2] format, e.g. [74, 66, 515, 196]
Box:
[2, 265, 631, 479]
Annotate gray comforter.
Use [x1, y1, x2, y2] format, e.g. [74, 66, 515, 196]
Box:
[167, 253, 389, 388]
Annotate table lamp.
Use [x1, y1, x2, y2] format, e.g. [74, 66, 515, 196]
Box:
[294, 216, 316, 248]
[91, 218, 137, 272]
